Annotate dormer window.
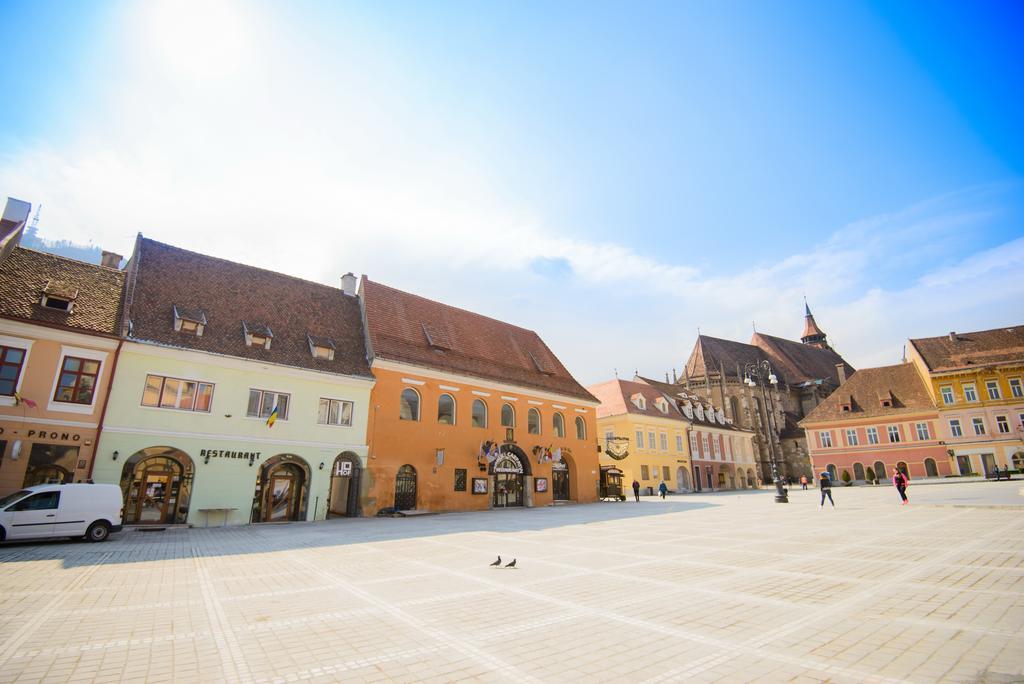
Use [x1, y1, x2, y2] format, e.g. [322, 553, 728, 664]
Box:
[40, 280, 78, 312]
[655, 397, 668, 413]
[173, 305, 207, 336]
[307, 334, 336, 361]
[243, 322, 273, 350]
[530, 351, 555, 376]
[422, 323, 452, 352]
[631, 393, 647, 410]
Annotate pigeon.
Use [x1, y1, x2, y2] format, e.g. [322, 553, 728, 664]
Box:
[489, 556, 502, 567]
[505, 558, 517, 568]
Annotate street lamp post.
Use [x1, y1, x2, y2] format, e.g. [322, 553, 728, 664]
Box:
[744, 360, 789, 504]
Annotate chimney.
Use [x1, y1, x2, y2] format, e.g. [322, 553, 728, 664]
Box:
[341, 272, 356, 296]
[948, 331, 957, 342]
[100, 251, 122, 269]
[836, 363, 847, 385]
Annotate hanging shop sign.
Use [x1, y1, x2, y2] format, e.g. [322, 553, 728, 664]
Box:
[336, 461, 353, 476]
[493, 454, 524, 474]
[604, 436, 629, 460]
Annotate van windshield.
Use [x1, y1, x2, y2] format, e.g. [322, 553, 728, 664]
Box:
[0, 490, 32, 508]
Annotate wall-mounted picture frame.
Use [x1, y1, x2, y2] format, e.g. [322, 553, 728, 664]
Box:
[535, 477, 548, 493]
[472, 477, 488, 495]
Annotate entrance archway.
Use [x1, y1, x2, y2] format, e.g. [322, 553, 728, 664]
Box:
[737, 470, 746, 488]
[254, 455, 310, 522]
[746, 468, 756, 488]
[717, 471, 727, 489]
[676, 466, 691, 492]
[924, 458, 938, 478]
[394, 464, 417, 511]
[490, 445, 530, 507]
[328, 452, 361, 517]
[120, 447, 194, 525]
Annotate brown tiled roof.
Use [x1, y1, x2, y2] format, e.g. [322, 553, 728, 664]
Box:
[636, 375, 750, 432]
[910, 325, 1024, 373]
[800, 363, 936, 424]
[362, 278, 595, 402]
[751, 333, 854, 386]
[0, 247, 124, 336]
[589, 377, 749, 432]
[685, 335, 770, 381]
[126, 237, 372, 378]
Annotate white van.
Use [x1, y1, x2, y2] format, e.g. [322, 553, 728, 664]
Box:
[0, 483, 123, 543]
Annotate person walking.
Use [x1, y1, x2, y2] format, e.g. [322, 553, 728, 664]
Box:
[892, 467, 910, 505]
[800, 475, 808, 490]
[819, 471, 834, 508]
[658, 481, 668, 499]
[632, 479, 641, 502]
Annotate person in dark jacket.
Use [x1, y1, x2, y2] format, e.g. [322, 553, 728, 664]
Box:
[658, 481, 668, 499]
[632, 479, 641, 502]
[892, 467, 910, 504]
[819, 472, 834, 508]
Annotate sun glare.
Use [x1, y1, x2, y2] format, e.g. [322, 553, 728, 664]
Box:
[148, 0, 250, 79]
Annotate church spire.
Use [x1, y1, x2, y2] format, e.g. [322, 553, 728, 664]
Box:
[801, 300, 829, 349]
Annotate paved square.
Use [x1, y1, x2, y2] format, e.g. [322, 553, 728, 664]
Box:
[1, 481, 1022, 683]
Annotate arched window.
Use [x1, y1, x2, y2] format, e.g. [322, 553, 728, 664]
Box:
[827, 464, 838, 482]
[552, 413, 565, 438]
[575, 416, 586, 440]
[437, 394, 456, 425]
[924, 458, 938, 477]
[528, 408, 541, 435]
[853, 463, 866, 481]
[873, 461, 885, 482]
[472, 399, 487, 428]
[501, 403, 515, 428]
[399, 388, 420, 421]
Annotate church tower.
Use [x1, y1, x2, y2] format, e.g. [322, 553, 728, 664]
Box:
[801, 302, 829, 349]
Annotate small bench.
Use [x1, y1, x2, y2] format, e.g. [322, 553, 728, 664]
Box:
[198, 508, 237, 528]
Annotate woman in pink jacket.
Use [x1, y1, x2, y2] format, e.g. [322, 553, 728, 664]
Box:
[892, 467, 910, 505]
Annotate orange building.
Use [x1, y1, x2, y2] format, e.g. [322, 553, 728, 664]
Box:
[359, 278, 599, 514]
[0, 199, 126, 496]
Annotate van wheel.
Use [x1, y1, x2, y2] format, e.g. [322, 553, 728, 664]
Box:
[85, 521, 110, 542]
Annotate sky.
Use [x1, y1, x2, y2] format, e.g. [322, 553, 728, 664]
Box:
[1, 0, 1022, 386]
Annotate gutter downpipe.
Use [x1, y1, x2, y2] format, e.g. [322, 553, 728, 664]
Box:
[87, 337, 124, 481]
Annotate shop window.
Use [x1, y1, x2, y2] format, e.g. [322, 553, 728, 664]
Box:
[318, 398, 354, 426]
[142, 374, 214, 412]
[437, 394, 456, 425]
[552, 413, 565, 438]
[472, 399, 488, 428]
[399, 388, 420, 421]
[247, 389, 290, 421]
[0, 345, 27, 396]
[54, 356, 100, 405]
[575, 416, 586, 440]
[501, 403, 515, 428]
[22, 444, 79, 487]
[528, 408, 541, 435]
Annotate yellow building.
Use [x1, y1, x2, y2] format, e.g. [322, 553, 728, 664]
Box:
[908, 326, 1024, 475]
[589, 378, 757, 494]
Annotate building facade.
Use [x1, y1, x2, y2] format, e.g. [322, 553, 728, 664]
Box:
[0, 199, 126, 496]
[359, 278, 599, 515]
[908, 326, 1024, 475]
[92, 237, 375, 526]
[800, 363, 951, 482]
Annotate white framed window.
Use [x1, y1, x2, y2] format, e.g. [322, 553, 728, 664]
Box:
[845, 429, 858, 446]
[142, 374, 214, 412]
[689, 433, 698, 454]
[949, 419, 962, 437]
[996, 415, 1009, 434]
[0, 342, 30, 399]
[635, 430, 644, 449]
[1009, 378, 1023, 398]
[400, 388, 421, 421]
[659, 433, 668, 451]
[472, 399, 488, 428]
[971, 417, 985, 435]
[552, 413, 566, 438]
[915, 422, 930, 440]
[575, 416, 586, 440]
[711, 435, 721, 457]
[701, 433, 710, 458]
[887, 425, 901, 443]
[247, 388, 290, 421]
[985, 380, 1001, 400]
[48, 346, 108, 414]
[528, 408, 542, 435]
[501, 403, 515, 427]
[819, 431, 833, 448]
[866, 427, 879, 444]
[963, 383, 978, 402]
[631, 393, 646, 410]
[655, 397, 668, 413]
[318, 398, 354, 426]
[437, 393, 456, 425]
[648, 431, 656, 451]
[676, 435, 684, 452]
[940, 386, 954, 404]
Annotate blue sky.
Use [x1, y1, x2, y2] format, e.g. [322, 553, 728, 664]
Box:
[1, 0, 1022, 384]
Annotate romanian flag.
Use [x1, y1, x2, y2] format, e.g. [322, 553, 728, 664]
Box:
[266, 404, 279, 428]
[13, 392, 37, 409]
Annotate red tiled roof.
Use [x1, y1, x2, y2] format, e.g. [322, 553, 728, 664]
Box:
[0, 247, 124, 336]
[685, 335, 769, 380]
[362, 277, 595, 402]
[751, 332, 853, 386]
[910, 325, 1024, 372]
[800, 363, 936, 424]
[126, 237, 372, 378]
[589, 377, 750, 432]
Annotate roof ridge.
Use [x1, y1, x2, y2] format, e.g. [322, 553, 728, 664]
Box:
[911, 323, 1024, 342]
[15, 246, 125, 273]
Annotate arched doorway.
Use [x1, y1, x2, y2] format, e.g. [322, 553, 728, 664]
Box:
[717, 471, 727, 489]
[676, 466, 691, 492]
[254, 455, 310, 522]
[924, 458, 938, 478]
[853, 463, 866, 481]
[120, 447, 194, 525]
[747, 468, 756, 488]
[490, 446, 529, 508]
[737, 470, 746, 488]
[328, 452, 361, 517]
[873, 461, 885, 482]
[552, 453, 571, 501]
[827, 464, 838, 482]
[897, 461, 909, 477]
[394, 464, 417, 511]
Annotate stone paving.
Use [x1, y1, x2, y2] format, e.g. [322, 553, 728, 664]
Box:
[1, 481, 1022, 684]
